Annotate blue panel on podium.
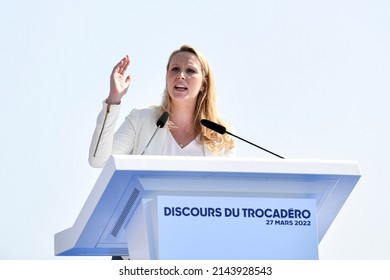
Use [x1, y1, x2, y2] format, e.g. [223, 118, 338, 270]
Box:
[156, 196, 318, 260]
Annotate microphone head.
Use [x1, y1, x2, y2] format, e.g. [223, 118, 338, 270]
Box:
[156, 111, 169, 128]
[200, 119, 226, 134]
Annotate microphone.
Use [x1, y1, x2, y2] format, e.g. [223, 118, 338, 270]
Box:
[200, 119, 285, 159]
[141, 111, 169, 155]
[156, 111, 169, 128]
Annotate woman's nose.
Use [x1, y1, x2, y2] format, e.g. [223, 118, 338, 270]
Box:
[177, 71, 186, 79]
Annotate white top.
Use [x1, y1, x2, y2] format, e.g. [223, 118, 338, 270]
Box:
[161, 131, 205, 156]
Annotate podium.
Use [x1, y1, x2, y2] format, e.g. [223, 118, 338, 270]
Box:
[54, 155, 360, 259]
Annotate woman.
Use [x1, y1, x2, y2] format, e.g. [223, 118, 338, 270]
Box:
[89, 45, 235, 168]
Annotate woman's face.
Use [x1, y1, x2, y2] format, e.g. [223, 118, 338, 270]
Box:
[166, 51, 204, 103]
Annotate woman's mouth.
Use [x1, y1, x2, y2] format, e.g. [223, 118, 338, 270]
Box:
[174, 85, 188, 91]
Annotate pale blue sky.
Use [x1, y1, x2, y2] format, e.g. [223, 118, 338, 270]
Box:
[1, 0, 389, 259]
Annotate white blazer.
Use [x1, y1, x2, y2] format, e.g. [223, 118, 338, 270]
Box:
[89, 103, 234, 168]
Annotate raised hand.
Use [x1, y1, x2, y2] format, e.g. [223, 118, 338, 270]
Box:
[106, 55, 132, 105]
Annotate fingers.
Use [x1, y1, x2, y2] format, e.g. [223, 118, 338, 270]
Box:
[121, 55, 130, 73]
[125, 75, 131, 84]
[113, 55, 130, 75]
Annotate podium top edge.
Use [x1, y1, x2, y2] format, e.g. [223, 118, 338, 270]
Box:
[108, 155, 361, 176]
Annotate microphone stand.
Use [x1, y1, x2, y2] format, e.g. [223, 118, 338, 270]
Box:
[226, 131, 284, 159]
[200, 119, 284, 159]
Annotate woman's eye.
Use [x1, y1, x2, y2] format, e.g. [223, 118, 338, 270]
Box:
[186, 68, 196, 74]
[171, 67, 179, 72]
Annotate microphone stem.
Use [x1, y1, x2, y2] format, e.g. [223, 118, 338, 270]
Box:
[141, 127, 159, 155]
[226, 131, 285, 159]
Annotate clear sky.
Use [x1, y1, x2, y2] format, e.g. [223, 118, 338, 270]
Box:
[1, 0, 389, 260]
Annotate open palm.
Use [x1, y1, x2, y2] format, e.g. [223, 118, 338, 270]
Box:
[107, 55, 132, 104]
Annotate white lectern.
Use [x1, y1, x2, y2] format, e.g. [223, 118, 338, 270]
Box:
[55, 155, 360, 259]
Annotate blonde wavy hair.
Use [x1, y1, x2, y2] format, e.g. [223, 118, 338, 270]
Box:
[158, 45, 235, 154]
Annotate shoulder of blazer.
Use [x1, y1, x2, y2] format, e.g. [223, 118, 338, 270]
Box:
[130, 107, 159, 121]
[127, 107, 161, 131]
